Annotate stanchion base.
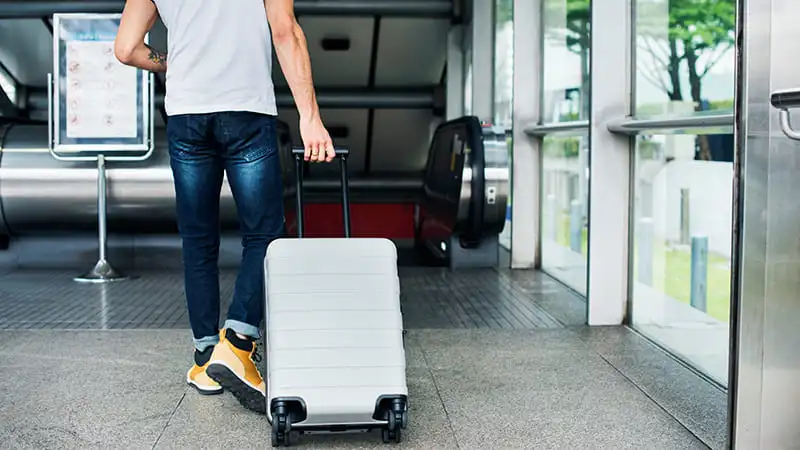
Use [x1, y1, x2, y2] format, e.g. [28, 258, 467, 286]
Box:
[74, 259, 128, 283]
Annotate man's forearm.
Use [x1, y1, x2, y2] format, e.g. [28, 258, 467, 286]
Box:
[116, 43, 167, 73]
[272, 23, 318, 120]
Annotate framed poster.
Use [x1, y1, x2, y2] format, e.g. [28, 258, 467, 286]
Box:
[50, 13, 153, 158]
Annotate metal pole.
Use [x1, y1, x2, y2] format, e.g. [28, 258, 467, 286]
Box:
[295, 155, 304, 238]
[546, 194, 557, 241]
[569, 199, 582, 253]
[74, 154, 127, 283]
[690, 236, 708, 312]
[98, 154, 107, 261]
[340, 155, 351, 238]
[680, 188, 690, 245]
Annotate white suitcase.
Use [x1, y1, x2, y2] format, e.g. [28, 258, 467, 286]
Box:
[263, 147, 409, 447]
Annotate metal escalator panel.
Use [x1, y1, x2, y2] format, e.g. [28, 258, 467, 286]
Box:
[417, 120, 466, 241]
[480, 125, 511, 238]
[422, 116, 481, 242]
[416, 116, 509, 251]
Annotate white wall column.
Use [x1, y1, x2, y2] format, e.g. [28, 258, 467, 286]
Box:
[446, 25, 464, 121]
[469, 0, 494, 122]
[585, 0, 633, 324]
[510, 0, 542, 268]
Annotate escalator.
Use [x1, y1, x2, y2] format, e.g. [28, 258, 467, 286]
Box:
[276, 115, 510, 267]
[0, 115, 508, 268]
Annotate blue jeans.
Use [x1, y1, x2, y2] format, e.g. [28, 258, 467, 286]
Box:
[166, 111, 285, 352]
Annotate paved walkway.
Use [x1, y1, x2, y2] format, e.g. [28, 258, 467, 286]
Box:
[0, 268, 725, 449]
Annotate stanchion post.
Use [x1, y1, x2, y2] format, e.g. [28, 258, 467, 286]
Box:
[74, 154, 127, 283]
[546, 194, 557, 241]
[690, 235, 708, 312]
[569, 199, 582, 253]
[680, 188, 690, 245]
[48, 13, 155, 283]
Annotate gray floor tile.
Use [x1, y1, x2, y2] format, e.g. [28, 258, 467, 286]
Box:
[575, 326, 727, 450]
[0, 330, 189, 450]
[417, 329, 708, 450]
[0, 270, 720, 450]
[155, 367, 457, 449]
[0, 268, 564, 331]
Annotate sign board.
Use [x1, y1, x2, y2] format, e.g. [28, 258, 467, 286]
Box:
[51, 13, 153, 157]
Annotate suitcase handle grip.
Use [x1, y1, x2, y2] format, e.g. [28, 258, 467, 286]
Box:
[291, 147, 350, 157]
[292, 146, 351, 238]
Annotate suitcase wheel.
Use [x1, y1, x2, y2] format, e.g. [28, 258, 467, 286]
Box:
[271, 406, 293, 447]
[381, 399, 408, 444]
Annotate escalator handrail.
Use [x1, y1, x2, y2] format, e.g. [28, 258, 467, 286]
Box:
[422, 115, 486, 241]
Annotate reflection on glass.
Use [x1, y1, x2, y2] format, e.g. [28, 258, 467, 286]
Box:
[631, 133, 733, 386]
[634, 0, 736, 117]
[463, 36, 473, 117]
[499, 132, 513, 250]
[494, 0, 514, 250]
[0, 68, 16, 106]
[494, 0, 514, 129]
[541, 134, 588, 295]
[542, 0, 591, 123]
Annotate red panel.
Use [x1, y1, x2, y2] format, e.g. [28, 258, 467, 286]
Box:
[285, 203, 415, 239]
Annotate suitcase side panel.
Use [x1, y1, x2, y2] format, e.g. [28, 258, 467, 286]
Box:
[263, 238, 407, 427]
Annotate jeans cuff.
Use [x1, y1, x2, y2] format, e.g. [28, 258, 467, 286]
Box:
[194, 334, 220, 352]
[224, 319, 261, 339]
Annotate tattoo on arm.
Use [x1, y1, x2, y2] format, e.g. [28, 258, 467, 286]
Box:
[145, 43, 167, 68]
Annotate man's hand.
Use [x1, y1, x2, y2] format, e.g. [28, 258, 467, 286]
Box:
[266, 0, 334, 163]
[300, 114, 335, 163]
[114, 0, 166, 72]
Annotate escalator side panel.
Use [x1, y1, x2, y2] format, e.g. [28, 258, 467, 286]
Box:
[417, 116, 485, 246]
[466, 119, 486, 244]
[480, 126, 510, 237]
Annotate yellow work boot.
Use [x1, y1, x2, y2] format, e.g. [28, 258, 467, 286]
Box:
[186, 347, 223, 395]
[206, 328, 266, 414]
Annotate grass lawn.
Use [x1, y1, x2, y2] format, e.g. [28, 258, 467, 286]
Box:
[552, 213, 731, 323]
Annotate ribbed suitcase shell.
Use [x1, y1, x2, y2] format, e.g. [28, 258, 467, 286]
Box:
[264, 237, 408, 428]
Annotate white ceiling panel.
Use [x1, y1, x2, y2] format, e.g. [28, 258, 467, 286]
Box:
[370, 109, 435, 173]
[277, 107, 369, 175]
[272, 17, 374, 88]
[0, 19, 52, 86]
[375, 18, 449, 86]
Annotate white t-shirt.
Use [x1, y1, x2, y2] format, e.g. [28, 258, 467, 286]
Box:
[151, 0, 277, 117]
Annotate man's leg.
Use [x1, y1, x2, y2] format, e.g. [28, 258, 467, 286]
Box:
[167, 113, 226, 395]
[206, 111, 285, 414]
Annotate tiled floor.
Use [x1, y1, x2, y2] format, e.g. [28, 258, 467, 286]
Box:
[0, 267, 726, 449]
[0, 267, 568, 331]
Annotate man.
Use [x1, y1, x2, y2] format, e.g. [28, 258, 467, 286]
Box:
[114, 0, 335, 414]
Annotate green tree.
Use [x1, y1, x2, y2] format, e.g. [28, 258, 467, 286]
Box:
[637, 0, 735, 159]
[637, 0, 736, 107]
[496, 0, 513, 23]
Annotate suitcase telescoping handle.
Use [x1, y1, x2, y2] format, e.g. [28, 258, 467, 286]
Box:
[291, 146, 351, 238]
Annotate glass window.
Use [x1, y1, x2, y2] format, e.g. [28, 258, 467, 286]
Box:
[542, 0, 591, 123]
[493, 0, 514, 129]
[0, 64, 16, 108]
[539, 0, 591, 292]
[630, 0, 736, 386]
[498, 133, 512, 251]
[541, 133, 589, 295]
[630, 133, 733, 386]
[633, 0, 736, 117]
[494, 0, 514, 250]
